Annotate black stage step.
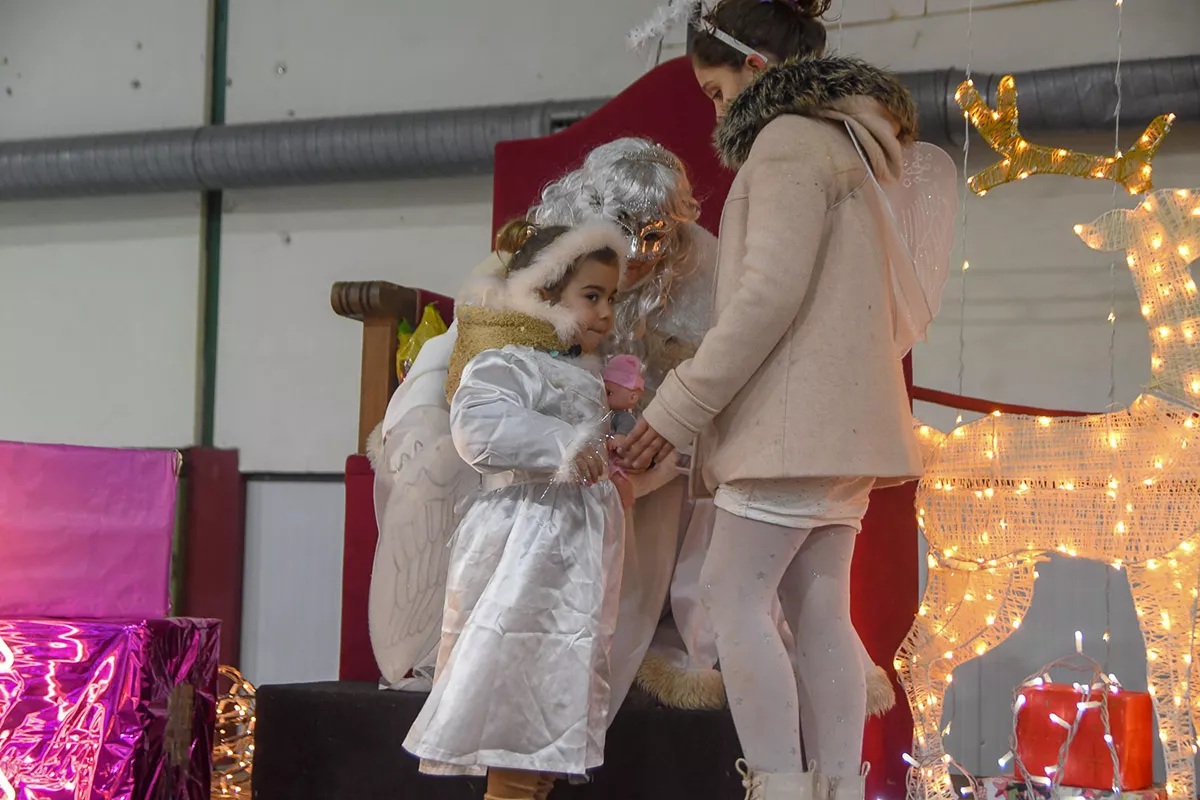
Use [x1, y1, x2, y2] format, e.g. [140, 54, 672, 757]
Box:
[254, 681, 745, 799]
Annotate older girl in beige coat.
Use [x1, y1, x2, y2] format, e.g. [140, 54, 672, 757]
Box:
[622, 1, 924, 798]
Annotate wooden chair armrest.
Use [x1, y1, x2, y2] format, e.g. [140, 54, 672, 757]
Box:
[332, 281, 419, 455]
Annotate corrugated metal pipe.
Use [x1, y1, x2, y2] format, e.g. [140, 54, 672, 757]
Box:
[0, 56, 1196, 200]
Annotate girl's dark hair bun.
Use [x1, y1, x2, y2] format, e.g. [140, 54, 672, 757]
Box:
[775, 0, 832, 18]
[695, 0, 829, 68]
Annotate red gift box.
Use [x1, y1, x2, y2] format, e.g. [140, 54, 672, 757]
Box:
[1015, 682, 1153, 791]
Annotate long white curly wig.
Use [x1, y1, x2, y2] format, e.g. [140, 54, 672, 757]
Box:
[526, 138, 702, 354]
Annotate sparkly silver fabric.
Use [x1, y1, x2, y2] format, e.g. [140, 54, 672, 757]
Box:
[404, 347, 624, 777]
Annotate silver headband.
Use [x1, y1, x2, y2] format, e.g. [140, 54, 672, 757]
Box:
[695, 17, 765, 59]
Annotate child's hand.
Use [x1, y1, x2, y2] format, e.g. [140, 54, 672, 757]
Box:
[613, 473, 634, 510]
[608, 434, 628, 454]
[574, 445, 607, 486]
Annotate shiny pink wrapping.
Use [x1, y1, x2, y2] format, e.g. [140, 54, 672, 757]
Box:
[0, 617, 219, 799]
[0, 441, 178, 619]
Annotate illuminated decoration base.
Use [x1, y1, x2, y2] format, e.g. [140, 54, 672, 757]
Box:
[983, 775, 1165, 800]
[0, 617, 219, 800]
[955, 76, 1175, 196]
[898, 188, 1200, 800]
[212, 666, 256, 798]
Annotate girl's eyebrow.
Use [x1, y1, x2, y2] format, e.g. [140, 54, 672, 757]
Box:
[582, 284, 608, 292]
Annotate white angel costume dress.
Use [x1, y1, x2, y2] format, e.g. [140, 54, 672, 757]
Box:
[403, 223, 629, 777]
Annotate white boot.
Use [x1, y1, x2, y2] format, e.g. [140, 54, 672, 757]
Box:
[827, 763, 870, 800]
[736, 759, 815, 800]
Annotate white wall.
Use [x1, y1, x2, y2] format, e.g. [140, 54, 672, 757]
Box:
[0, 0, 209, 450]
[213, 177, 493, 472]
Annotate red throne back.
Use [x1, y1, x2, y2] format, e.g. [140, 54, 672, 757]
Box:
[341, 56, 918, 799]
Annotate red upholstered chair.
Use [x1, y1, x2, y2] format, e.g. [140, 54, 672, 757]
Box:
[334, 56, 920, 799]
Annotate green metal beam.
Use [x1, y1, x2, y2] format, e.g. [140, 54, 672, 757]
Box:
[199, 0, 229, 446]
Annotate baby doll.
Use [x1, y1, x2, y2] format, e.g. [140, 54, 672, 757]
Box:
[603, 354, 646, 447]
[604, 355, 681, 503]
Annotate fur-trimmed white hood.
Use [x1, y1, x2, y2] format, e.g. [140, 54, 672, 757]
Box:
[456, 222, 628, 342]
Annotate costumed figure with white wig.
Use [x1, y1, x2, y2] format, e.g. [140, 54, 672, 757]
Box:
[368, 136, 897, 717]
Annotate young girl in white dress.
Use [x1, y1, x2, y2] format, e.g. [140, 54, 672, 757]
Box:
[403, 220, 631, 800]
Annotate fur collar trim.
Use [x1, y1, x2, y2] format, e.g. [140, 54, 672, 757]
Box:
[456, 222, 628, 342]
[715, 56, 917, 169]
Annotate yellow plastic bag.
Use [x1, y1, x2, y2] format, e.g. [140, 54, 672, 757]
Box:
[395, 319, 414, 379]
[397, 304, 449, 380]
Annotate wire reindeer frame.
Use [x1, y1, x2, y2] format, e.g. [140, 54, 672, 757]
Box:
[899, 185, 1200, 800]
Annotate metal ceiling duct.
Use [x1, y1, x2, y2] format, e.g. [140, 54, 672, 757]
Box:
[0, 56, 1195, 200]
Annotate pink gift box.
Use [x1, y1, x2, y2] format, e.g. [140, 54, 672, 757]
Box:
[0, 441, 179, 619]
[0, 617, 219, 799]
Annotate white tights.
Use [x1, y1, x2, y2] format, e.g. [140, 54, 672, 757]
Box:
[701, 509, 865, 779]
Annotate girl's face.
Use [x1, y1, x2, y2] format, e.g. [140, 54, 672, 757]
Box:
[556, 256, 620, 354]
[692, 55, 765, 120]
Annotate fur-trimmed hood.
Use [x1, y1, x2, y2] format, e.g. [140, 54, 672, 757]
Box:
[715, 55, 917, 170]
[456, 222, 629, 342]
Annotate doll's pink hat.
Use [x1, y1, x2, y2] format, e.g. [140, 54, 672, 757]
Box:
[603, 354, 645, 391]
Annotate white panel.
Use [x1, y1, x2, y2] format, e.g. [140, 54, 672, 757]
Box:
[214, 177, 493, 472]
[0, 195, 203, 449]
[224, 0, 666, 123]
[0, 0, 208, 138]
[240, 479, 345, 687]
[840, 0, 1199, 73]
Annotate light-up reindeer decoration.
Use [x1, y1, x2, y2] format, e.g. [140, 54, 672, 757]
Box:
[899, 189, 1200, 800]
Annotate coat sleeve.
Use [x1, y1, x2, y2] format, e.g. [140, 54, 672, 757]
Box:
[645, 134, 835, 449]
[450, 348, 600, 482]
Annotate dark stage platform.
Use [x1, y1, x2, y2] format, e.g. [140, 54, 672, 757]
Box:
[254, 681, 746, 799]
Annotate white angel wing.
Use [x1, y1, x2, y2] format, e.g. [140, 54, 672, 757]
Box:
[879, 141, 958, 334]
[368, 405, 481, 687]
[844, 123, 958, 358]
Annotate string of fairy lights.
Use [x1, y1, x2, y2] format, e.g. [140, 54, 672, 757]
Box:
[211, 666, 256, 798]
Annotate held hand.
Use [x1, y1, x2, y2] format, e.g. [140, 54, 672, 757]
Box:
[618, 417, 675, 472]
[574, 444, 607, 486]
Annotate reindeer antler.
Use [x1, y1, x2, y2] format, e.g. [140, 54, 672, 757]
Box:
[956, 75, 1176, 196]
